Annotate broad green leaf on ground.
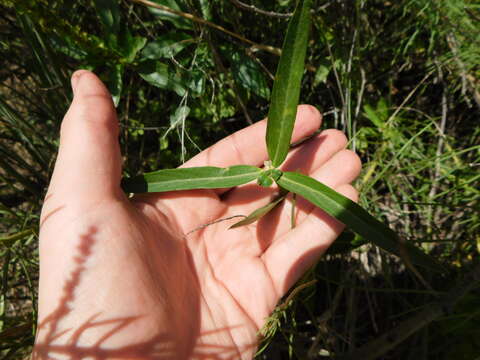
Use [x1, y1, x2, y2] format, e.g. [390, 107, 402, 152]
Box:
[230, 193, 287, 229]
[117, 31, 147, 63]
[222, 46, 271, 100]
[277, 172, 444, 272]
[266, 0, 312, 167]
[148, 0, 193, 30]
[93, 0, 121, 34]
[141, 32, 193, 59]
[137, 60, 187, 96]
[122, 165, 261, 193]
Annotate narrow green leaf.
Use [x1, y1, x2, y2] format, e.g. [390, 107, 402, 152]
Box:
[266, 0, 312, 167]
[0, 156, 41, 195]
[0, 97, 49, 168]
[277, 172, 444, 272]
[230, 194, 287, 229]
[0, 229, 34, 248]
[122, 165, 261, 193]
[16, 14, 68, 91]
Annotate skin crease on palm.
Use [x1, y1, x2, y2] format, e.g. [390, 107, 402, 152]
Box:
[34, 70, 361, 360]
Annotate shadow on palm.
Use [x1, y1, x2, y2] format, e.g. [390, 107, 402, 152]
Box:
[33, 226, 258, 360]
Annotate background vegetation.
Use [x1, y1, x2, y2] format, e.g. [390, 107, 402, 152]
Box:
[0, 0, 479, 358]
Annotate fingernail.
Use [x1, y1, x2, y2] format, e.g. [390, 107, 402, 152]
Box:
[71, 72, 83, 94]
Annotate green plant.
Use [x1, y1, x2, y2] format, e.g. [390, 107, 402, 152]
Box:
[122, 0, 442, 273]
[2, 0, 478, 358]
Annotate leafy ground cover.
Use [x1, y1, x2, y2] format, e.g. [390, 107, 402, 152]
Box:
[0, 0, 479, 358]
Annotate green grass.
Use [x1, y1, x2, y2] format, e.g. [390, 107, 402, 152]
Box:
[1, 0, 479, 358]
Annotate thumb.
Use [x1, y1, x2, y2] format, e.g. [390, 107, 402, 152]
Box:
[47, 70, 123, 205]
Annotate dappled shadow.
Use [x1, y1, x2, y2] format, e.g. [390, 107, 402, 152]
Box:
[35, 227, 97, 349]
[34, 316, 176, 359]
[256, 199, 286, 252]
[33, 226, 256, 359]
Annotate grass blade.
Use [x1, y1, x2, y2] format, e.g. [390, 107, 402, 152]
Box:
[277, 172, 444, 272]
[266, 0, 312, 167]
[0, 230, 34, 248]
[122, 165, 261, 193]
[0, 97, 50, 169]
[230, 192, 287, 229]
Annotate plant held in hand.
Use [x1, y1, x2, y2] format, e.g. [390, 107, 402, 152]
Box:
[122, 0, 442, 273]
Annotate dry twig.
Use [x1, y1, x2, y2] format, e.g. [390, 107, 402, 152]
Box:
[128, 0, 281, 56]
[228, 0, 292, 19]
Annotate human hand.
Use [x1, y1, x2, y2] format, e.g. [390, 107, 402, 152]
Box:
[34, 71, 360, 359]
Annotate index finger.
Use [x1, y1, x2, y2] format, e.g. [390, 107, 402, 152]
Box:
[182, 105, 322, 170]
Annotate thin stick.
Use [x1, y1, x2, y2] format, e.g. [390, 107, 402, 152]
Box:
[228, 0, 292, 19]
[290, 193, 297, 229]
[385, 71, 434, 125]
[326, 40, 345, 109]
[128, 0, 281, 56]
[278, 279, 317, 310]
[245, 48, 275, 81]
[185, 215, 247, 236]
[130, 0, 318, 73]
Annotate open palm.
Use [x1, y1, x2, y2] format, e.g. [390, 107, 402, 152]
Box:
[35, 71, 360, 360]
